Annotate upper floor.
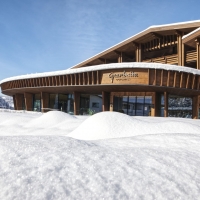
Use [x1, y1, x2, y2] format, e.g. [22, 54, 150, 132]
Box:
[71, 20, 200, 70]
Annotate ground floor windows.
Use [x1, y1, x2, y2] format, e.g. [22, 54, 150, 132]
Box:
[33, 94, 41, 112]
[13, 91, 199, 119]
[80, 94, 102, 115]
[168, 95, 192, 118]
[49, 94, 74, 114]
[113, 96, 152, 116]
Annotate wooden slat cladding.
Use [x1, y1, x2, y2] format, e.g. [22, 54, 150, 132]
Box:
[148, 69, 199, 90]
[1, 69, 200, 92]
[142, 34, 177, 52]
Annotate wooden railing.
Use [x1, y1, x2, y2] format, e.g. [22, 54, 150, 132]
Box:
[186, 50, 197, 62]
[142, 54, 178, 65]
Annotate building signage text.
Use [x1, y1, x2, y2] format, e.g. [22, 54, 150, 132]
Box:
[109, 71, 138, 83]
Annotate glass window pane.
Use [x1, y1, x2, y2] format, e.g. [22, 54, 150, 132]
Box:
[136, 96, 144, 116]
[128, 96, 136, 116]
[33, 94, 41, 112]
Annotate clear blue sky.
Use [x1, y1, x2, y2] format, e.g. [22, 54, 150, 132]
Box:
[0, 0, 200, 85]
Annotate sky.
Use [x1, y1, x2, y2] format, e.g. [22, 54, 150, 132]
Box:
[0, 0, 200, 85]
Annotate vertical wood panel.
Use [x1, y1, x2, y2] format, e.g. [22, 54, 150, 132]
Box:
[173, 72, 177, 87]
[180, 72, 183, 88]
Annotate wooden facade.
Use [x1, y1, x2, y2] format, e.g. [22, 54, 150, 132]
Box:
[1, 20, 200, 118]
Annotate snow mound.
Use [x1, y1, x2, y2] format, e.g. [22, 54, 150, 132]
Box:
[68, 112, 200, 140]
[25, 111, 76, 128]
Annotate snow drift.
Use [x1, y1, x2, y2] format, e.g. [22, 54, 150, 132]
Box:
[1, 110, 200, 199]
[69, 111, 200, 140]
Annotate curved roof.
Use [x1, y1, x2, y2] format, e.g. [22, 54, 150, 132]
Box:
[70, 20, 200, 69]
[1, 62, 200, 84]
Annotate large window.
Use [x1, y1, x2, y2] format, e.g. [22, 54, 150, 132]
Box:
[49, 94, 74, 114]
[168, 95, 192, 118]
[113, 96, 152, 116]
[79, 94, 102, 115]
[33, 94, 41, 112]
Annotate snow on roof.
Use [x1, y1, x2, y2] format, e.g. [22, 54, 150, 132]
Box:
[1, 62, 200, 84]
[182, 27, 200, 40]
[149, 20, 200, 29]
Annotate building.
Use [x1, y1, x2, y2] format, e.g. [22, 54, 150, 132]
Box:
[1, 20, 200, 118]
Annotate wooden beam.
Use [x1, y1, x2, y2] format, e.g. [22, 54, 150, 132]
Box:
[97, 71, 99, 84]
[197, 76, 200, 90]
[192, 75, 196, 89]
[180, 72, 183, 88]
[196, 38, 200, 69]
[151, 32, 163, 40]
[167, 71, 170, 87]
[164, 92, 168, 117]
[161, 69, 163, 86]
[173, 72, 177, 87]
[186, 74, 190, 88]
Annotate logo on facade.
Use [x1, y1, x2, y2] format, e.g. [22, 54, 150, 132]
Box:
[109, 71, 138, 83]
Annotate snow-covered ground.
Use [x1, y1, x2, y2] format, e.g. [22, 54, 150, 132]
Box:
[0, 110, 200, 199]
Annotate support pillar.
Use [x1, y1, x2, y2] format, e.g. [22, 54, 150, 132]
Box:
[109, 94, 114, 111]
[196, 38, 200, 69]
[13, 95, 17, 110]
[73, 92, 80, 115]
[116, 51, 122, 63]
[151, 92, 156, 116]
[176, 32, 183, 66]
[41, 92, 49, 113]
[24, 93, 33, 111]
[102, 91, 110, 111]
[135, 43, 141, 62]
[182, 43, 186, 66]
[164, 92, 168, 117]
[192, 96, 199, 119]
[15, 94, 24, 110]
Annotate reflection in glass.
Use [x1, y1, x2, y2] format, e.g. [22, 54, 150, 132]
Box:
[168, 95, 192, 118]
[113, 95, 152, 116]
[33, 94, 41, 112]
[49, 93, 74, 114]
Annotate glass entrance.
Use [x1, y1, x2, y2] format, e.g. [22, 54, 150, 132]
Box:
[113, 96, 152, 116]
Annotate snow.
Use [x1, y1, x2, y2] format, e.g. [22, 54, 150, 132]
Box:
[1, 62, 200, 84]
[182, 27, 200, 39]
[1, 110, 200, 199]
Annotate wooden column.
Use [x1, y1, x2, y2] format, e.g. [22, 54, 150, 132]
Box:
[110, 94, 114, 111]
[196, 38, 200, 69]
[192, 96, 199, 119]
[15, 94, 24, 110]
[41, 92, 49, 113]
[182, 43, 186, 66]
[176, 32, 183, 66]
[117, 52, 122, 63]
[102, 91, 110, 111]
[151, 92, 156, 116]
[164, 92, 168, 117]
[13, 95, 17, 110]
[135, 43, 141, 62]
[73, 92, 80, 115]
[24, 93, 33, 111]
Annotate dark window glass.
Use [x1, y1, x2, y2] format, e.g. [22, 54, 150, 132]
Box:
[33, 94, 41, 112]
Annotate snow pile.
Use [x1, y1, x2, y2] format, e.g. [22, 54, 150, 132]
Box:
[69, 111, 200, 140]
[0, 111, 86, 136]
[25, 111, 76, 128]
[1, 111, 200, 199]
